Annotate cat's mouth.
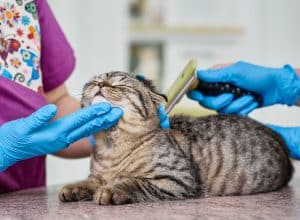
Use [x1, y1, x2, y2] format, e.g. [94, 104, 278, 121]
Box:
[94, 90, 103, 97]
[92, 91, 110, 105]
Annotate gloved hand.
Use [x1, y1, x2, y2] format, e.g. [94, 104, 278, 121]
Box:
[268, 125, 300, 160]
[157, 104, 170, 128]
[188, 61, 300, 115]
[0, 103, 123, 171]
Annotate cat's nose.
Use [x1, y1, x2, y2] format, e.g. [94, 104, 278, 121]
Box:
[92, 80, 111, 88]
[97, 81, 104, 88]
[99, 80, 111, 88]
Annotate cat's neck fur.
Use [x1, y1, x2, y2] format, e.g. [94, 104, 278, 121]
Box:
[94, 114, 160, 155]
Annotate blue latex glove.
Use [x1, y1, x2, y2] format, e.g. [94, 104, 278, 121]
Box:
[268, 125, 300, 160]
[0, 103, 123, 171]
[158, 104, 170, 128]
[188, 61, 300, 115]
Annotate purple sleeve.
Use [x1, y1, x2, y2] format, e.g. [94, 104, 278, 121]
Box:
[36, 0, 76, 92]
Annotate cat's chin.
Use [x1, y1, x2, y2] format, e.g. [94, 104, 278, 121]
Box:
[91, 95, 124, 112]
[92, 95, 110, 105]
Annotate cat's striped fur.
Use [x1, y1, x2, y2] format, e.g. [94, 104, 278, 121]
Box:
[59, 71, 293, 205]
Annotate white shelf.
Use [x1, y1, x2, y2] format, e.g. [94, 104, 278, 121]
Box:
[128, 23, 244, 41]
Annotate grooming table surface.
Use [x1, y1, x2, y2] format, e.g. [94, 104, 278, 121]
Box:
[1, 178, 299, 220]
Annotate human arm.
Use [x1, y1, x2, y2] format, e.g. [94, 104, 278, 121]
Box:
[45, 84, 95, 158]
[188, 61, 300, 115]
[36, 0, 96, 158]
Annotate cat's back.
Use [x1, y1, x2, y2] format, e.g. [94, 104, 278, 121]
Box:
[170, 114, 293, 196]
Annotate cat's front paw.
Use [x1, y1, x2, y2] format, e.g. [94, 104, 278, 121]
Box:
[94, 187, 132, 205]
[59, 184, 94, 202]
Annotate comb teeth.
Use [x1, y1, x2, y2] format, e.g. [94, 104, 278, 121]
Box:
[165, 59, 198, 113]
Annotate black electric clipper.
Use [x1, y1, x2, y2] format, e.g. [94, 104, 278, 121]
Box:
[197, 82, 263, 106]
[165, 59, 263, 113]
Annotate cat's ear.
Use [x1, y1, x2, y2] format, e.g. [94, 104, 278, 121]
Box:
[136, 75, 168, 105]
[149, 90, 168, 107]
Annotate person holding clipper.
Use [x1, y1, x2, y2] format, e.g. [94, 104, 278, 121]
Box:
[188, 61, 300, 160]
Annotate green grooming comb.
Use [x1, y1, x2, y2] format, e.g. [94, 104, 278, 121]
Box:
[165, 59, 198, 113]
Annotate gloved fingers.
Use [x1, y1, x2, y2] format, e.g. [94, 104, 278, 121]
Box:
[202, 94, 234, 111]
[187, 90, 204, 102]
[67, 120, 116, 145]
[266, 124, 281, 132]
[3, 145, 38, 162]
[266, 124, 283, 133]
[28, 130, 68, 154]
[89, 135, 96, 147]
[190, 91, 234, 111]
[289, 146, 300, 160]
[210, 63, 233, 69]
[219, 95, 254, 114]
[188, 90, 235, 112]
[238, 102, 258, 116]
[37, 139, 69, 155]
[97, 107, 123, 129]
[157, 104, 170, 129]
[135, 74, 145, 80]
[57, 103, 112, 133]
[25, 104, 57, 131]
[196, 65, 236, 84]
[66, 107, 123, 144]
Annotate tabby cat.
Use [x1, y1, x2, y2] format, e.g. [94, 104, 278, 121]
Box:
[59, 71, 293, 205]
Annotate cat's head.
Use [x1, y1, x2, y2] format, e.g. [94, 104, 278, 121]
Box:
[81, 71, 167, 132]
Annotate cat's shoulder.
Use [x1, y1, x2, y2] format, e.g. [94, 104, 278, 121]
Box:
[170, 114, 261, 127]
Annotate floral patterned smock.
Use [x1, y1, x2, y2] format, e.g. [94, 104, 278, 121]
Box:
[0, 0, 43, 92]
[0, 0, 75, 193]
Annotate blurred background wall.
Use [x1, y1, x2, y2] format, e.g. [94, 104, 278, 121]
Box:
[47, 0, 300, 185]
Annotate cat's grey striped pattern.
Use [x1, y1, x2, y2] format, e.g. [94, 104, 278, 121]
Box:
[59, 72, 293, 205]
